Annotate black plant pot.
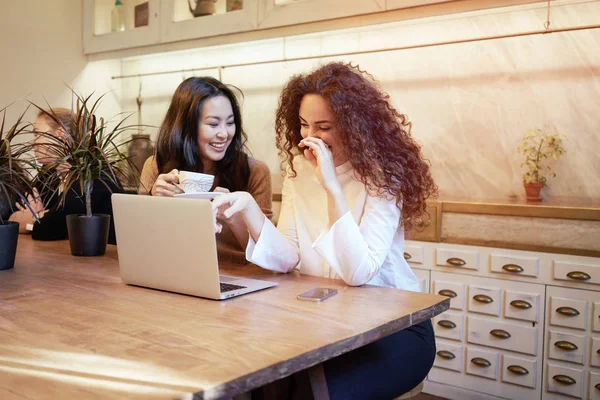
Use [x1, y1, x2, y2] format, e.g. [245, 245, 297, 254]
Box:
[66, 214, 110, 257]
[0, 221, 19, 270]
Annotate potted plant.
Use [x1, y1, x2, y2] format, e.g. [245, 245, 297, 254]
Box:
[32, 92, 138, 256]
[517, 125, 567, 202]
[0, 107, 37, 270]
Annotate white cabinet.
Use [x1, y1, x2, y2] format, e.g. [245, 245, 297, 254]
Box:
[428, 271, 545, 400]
[543, 286, 600, 400]
[160, 0, 259, 43]
[84, 0, 160, 54]
[417, 240, 600, 400]
[257, 0, 385, 29]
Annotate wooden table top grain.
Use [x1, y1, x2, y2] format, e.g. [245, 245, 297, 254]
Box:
[0, 236, 449, 400]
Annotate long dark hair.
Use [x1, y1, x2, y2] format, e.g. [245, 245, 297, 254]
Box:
[275, 62, 437, 230]
[156, 77, 250, 191]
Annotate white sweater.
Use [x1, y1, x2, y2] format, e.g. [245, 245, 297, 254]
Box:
[246, 157, 421, 291]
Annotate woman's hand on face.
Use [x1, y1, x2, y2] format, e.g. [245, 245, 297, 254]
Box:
[152, 169, 184, 196]
[299, 137, 340, 193]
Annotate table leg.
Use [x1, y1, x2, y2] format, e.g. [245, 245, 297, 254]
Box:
[308, 363, 330, 400]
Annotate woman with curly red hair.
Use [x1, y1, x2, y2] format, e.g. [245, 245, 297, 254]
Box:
[212, 62, 438, 399]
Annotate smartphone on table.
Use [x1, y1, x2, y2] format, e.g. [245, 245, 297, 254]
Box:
[297, 287, 338, 302]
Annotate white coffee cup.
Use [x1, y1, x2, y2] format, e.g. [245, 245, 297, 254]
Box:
[177, 171, 215, 193]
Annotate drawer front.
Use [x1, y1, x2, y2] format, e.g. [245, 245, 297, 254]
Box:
[436, 248, 480, 271]
[546, 363, 584, 398]
[433, 312, 464, 342]
[411, 268, 430, 293]
[434, 341, 464, 372]
[590, 370, 600, 400]
[504, 290, 540, 323]
[490, 253, 539, 278]
[502, 354, 537, 389]
[467, 316, 538, 355]
[433, 280, 465, 311]
[594, 302, 600, 333]
[466, 347, 499, 381]
[548, 330, 586, 365]
[468, 285, 501, 317]
[403, 244, 424, 265]
[549, 297, 588, 331]
[554, 260, 600, 285]
[592, 337, 600, 368]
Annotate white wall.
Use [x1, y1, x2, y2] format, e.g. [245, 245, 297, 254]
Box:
[0, 0, 121, 136]
[120, 0, 600, 200]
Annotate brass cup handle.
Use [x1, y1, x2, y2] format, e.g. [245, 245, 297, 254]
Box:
[446, 257, 466, 267]
[502, 264, 523, 273]
[507, 365, 529, 375]
[490, 329, 511, 339]
[510, 300, 532, 309]
[436, 350, 455, 360]
[473, 294, 493, 304]
[437, 320, 456, 329]
[553, 374, 576, 385]
[403, 252, 411, 260]
[566, 271, 591, 281]
[438, 289, 457, 298]
[556, 306, 580, 316]
[554, 341, 578, 351]
[470, 357, 491, 367]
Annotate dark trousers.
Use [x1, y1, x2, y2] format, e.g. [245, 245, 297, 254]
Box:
[323, 319, 436, 399]
[253, 319, 436, 400]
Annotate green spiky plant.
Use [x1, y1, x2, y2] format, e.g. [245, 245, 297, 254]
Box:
[0, 106, 37, 224]
[30, 91, 140, 219]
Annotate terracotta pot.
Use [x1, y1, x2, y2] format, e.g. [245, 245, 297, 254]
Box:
[523, 182, 543, 202]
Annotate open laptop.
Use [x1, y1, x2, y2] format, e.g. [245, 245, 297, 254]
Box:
[111, 193, 277, 300]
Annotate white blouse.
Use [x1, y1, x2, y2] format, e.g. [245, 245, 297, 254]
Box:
[246, 157, 421, 292]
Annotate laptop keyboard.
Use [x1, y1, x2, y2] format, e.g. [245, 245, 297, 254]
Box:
[220, 282, 247, 293]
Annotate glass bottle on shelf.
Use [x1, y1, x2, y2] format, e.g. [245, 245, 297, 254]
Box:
[111, 0, 125, 32]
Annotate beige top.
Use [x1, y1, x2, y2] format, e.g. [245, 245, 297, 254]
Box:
[139, 155, 273, 263]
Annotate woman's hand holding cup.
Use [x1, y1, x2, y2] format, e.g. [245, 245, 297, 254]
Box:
[151, 169, 184, 196]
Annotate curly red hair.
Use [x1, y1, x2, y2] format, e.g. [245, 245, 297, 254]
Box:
[275, 62, 437, 229]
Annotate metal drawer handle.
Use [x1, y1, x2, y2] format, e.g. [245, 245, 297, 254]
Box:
[403, 252, 411, 260]
[470, 357, 491, 367]
[473, 294, 493, 304]
[436, 350, 455, 360]
[437, 320, 456, 329]
[554, 341, 578, 351]
[446, 257, 466, 267]
[596, 383, 600, 391]
[553, 374, 576, 385]
[507, 365, 529, 375]
[438, 289, 457, 298]
[502, 264, 523, 273]
[490, 329, 511, 339]
[510, 300, 532, 309]
[556, 306, 580, 316]
[566, 271, 591, 281]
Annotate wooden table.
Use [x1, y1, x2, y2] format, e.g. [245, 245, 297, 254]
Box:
[0, 236, 449, 400]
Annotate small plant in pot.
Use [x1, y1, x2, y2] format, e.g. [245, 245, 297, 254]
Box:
[517, 125, 567, 202]
[32, 92, 138, 256]
[0, 107, 38, 270]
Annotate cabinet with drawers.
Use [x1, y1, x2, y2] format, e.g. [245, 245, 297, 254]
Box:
[405, 239, 600, 400]
[543, 286, 600, 399]
[427, 271, 546, 400]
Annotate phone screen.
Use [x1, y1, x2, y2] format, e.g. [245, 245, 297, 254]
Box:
[297, 287, 338, 301]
